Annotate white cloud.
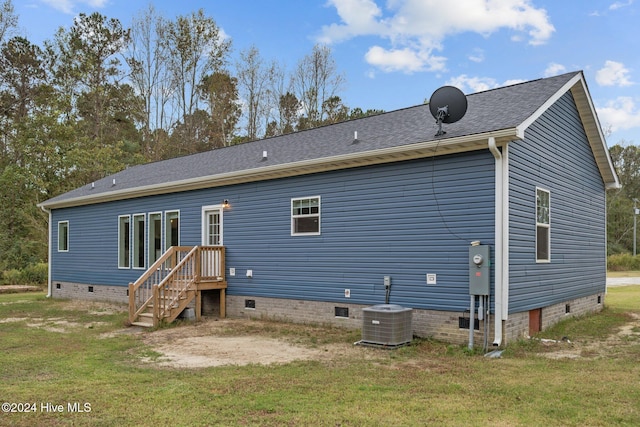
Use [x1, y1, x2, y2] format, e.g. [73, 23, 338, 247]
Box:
[445, 75, 525, 93]
[597, 97, 640, 132]
[610, 0, 634, 11]
[468, 48, 484, 63]
[321, 0, 555, 73]
[365, 45, 446, 73]
[596, 61, 633, 87]
[41, 0, 108, 14]
[544, 63, 567, 77]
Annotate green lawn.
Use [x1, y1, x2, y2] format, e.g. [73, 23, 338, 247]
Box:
[1, 291, 639, 426]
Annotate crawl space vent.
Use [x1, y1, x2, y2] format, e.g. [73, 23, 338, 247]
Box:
[359, 304, 412, 348]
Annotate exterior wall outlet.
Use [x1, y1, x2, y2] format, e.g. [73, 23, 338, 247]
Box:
[344, 289, 351, 298]
[246, 269, 253, 278]
[426, 273, 437, 285]
[229, 268, 236, 276]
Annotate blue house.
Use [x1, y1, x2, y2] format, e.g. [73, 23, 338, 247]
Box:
[38, 71, 619, 345]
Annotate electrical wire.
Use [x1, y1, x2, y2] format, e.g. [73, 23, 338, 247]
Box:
[430, 120, 473, 244]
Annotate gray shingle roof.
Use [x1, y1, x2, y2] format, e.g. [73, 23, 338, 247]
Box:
[41, 71, 615, 209]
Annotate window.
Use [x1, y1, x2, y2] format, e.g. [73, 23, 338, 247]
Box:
[58, 221, 69, 252]
[536, 188, 550, 262]
[291, 197, 320, 235]
[148, 212, 162, 266]
[133, 214, 146, 269]
[118, 215, 131, 268]
[165, 211, 180, 250]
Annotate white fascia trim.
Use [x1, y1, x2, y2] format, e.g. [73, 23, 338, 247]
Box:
[516, 72, 620, 189]
[516, 73, 583, 136]
[571, 77, 620, 189]
[39, 129, 520, 210]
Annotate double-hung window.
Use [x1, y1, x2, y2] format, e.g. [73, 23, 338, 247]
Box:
[133, 214, 146, 269]
[118, 215, 131, 268]
[291, 196, 321, 235]
[536, 188, 550, 262]
[58, 221, 69, 252]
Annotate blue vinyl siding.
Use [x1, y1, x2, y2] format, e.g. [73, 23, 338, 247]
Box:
[51, 151, 495, 312]
[508, 91, 606, 313]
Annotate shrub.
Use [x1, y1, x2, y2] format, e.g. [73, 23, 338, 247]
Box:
[2, 269, 24, 285]
[608, 253, 640, 271]
[1, 263, 48, 286]
[22, 263, 48, 285]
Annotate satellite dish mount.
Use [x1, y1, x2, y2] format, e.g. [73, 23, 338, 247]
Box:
[429, 86, 468, 137]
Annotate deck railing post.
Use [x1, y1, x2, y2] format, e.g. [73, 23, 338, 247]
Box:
[220, 247, 225, 280]
[195, 246, 201, 283]
[153, 284, 160, 327]
[128, 282, 134, 322]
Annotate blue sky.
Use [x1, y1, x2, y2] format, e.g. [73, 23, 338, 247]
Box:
[14, 0, 640, 146]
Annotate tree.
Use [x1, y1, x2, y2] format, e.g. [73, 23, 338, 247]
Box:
[292, 44, 345, 128]
[168, 109, 213, 156]
[235, 46, 275, 140]
[164, 9, 231, 148]
[0, 34, 74, 269]
[67, 12, 131, 142]
[46, 13, 143, 184]
[0, 0, 17, 45]
[0, 37, 45, 121]
[199, 71, 240, 148]
[127, 5, 174, 159]
[322, 95, 349, 125]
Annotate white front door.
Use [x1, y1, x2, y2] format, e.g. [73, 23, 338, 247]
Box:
[201, 205, 223, 278]
[202, 206, 222, 246]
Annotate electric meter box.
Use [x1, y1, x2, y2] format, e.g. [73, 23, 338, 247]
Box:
[469, 245, 490, 295]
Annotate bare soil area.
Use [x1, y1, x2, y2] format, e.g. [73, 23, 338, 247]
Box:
[536, 312, 640, 360]
[136, 318, 373, 368]
[9, 298, 640, 367]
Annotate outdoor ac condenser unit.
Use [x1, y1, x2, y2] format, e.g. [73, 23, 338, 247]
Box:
[361, 304, 412, 347]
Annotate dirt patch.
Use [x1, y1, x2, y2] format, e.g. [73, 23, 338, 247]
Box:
[137, 318, 373, 368]
[537, 313, 640, 360]
[0, 285, 42, 294]
[2, 316, 107, 333]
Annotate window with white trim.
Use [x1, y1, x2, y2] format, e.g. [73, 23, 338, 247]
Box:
[165, 211, 180, 250]
[58, 221, 69, 252]
[536, 188, 550, 262]
[292, 196, 320, 235]
[148, 212, 162, 266]
[133, 214, 146, 269]
[118, 215, 131, 268]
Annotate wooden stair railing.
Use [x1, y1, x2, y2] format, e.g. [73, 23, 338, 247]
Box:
[128, 246, 196, 327]
[129, 246, 226, 328]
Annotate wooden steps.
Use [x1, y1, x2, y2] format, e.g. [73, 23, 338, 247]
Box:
[128, 246, 227, 328]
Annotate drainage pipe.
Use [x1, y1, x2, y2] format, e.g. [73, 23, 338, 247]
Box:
[488, 137, 504, 346]
[39, 205, 52, 298]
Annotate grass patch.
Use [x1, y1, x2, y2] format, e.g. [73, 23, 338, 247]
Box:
[607, 285, 640, 312]
[1, 291, 640, 426]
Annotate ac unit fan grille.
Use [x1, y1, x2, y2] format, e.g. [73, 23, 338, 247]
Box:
[361, 304, 412, 347]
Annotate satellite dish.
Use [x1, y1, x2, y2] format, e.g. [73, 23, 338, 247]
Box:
[429, 86, 467, 136]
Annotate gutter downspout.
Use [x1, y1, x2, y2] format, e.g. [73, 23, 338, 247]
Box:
[40, 205, 52, 298]
[488, 137, 505, 346]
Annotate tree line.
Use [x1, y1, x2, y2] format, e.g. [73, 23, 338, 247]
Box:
[0, 1, 382, 273]
[607, 143, 640, 255]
